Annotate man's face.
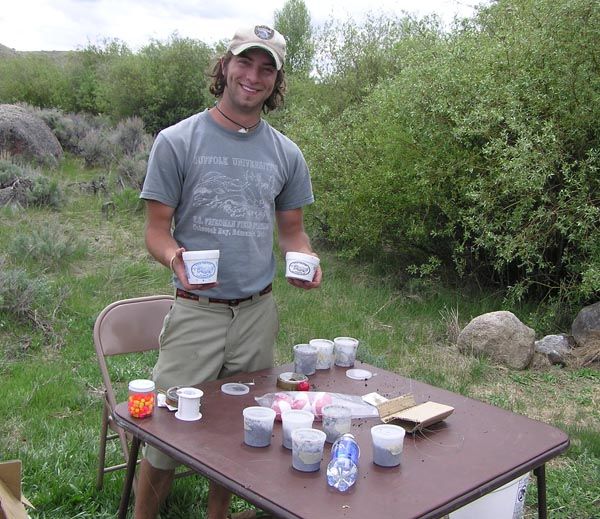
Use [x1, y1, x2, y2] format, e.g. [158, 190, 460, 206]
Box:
[222, 48, 278, 114]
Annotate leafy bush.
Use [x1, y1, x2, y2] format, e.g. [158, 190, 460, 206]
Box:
[8, 224, 88, 270]
[78, 128, 114, 167]
[36, 108, 93, 154]
[115, 154, 148, 189]
[0, 257, 53, 318]
[0, 159, 64, 209]
[112, 116, 148, 156]
[298, 0, 599, 326]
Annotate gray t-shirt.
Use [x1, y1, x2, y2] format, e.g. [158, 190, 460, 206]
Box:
[140, 109, 314, 299]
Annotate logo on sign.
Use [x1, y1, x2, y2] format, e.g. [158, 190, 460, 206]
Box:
[191, 261, 216, 279]
[289, 261, 311, 276]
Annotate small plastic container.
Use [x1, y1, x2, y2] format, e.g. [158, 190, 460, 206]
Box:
[128, 379, 156, 418]
[182, 250, 220, 284]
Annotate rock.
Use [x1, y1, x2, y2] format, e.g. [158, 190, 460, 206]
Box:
[572, 301, 600, 349]
[0, 104, 62, 165]
[534, 334, 572, 366]
[457, 311, 535, 370]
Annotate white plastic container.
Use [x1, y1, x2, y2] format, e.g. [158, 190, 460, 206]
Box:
[182, 250, 220, 284]
[285, 252, 319, 282]
[449, 473, 530, 519]
[309, 338, 335, 369]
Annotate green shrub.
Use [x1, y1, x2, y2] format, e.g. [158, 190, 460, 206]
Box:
[8, 224, 88, 270]
[0, 258, 53, 318]
[79, 128, 114, 167]
[0, 160, 64, 209]
[112, 116, 148, 157]
[115, 155, 148, 189]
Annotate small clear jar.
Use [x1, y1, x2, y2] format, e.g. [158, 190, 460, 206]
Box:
[128, 379, 156, 418]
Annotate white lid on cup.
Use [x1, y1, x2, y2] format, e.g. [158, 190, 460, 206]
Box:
[182, 250, 220, 260]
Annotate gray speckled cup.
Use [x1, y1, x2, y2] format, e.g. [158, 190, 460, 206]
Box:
[243, 406, 276, 447]
[322, 404, 352, 443]
[371, 424, 405, 467]
[291, 428, 326, 472]
[293, 343, 318, 375]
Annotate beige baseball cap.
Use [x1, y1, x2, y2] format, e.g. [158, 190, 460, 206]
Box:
[227, 25, 286, 70]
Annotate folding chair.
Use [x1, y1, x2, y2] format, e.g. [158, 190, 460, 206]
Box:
[94, 294, 174, 490]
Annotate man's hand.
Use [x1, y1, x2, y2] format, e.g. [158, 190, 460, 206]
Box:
[170, 247, 218, 291]
[286, 264, 322, 290]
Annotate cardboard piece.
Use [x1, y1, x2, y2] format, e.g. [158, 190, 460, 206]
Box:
[362, 392, 454, 433]
[0, 461, 33, 519]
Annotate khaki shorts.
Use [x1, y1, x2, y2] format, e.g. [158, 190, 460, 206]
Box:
[145, 291, 279, 470]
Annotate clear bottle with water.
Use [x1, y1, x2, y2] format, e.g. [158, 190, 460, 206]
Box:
[326, 433, 360, 491]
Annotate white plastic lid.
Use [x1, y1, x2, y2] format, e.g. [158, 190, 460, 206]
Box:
[182, 249, 220, 260]
[285, 251, 320, 265]
[345, 368, 373, 380]
[128, 379, 155, 392]
[221, 383, 250, 396]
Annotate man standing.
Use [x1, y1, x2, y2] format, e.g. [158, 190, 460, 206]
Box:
[136, 25, 321, 519]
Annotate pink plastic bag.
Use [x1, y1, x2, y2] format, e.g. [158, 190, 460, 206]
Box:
[255, 391, 379, 421]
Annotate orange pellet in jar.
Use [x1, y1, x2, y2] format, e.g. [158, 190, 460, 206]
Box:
[128, 379, 156, 418]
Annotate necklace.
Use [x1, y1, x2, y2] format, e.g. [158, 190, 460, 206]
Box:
[214, 104, 261, 133]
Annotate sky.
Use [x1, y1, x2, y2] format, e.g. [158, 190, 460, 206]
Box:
[0, 0, 483, 52]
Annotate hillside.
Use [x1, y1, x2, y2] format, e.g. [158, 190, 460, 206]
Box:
[0, 42, 72, 61]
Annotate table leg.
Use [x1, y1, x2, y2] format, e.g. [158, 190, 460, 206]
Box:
[118, 436, 141, 519]
[534, 464, 547, 519]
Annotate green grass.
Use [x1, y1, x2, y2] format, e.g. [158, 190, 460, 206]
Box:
[0, 159, 598, 518]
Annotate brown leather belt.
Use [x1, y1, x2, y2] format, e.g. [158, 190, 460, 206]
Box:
[176, 284, 272, 306]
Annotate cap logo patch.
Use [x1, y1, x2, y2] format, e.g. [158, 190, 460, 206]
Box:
[254, 25, 274, 40]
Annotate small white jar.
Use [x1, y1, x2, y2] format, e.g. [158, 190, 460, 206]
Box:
[182, 250, 220, 284]
[285, 252, 319, 282]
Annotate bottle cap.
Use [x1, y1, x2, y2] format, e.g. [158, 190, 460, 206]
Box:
[128, 379, 155, 392]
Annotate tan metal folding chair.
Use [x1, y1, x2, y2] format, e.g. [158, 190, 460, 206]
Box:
[93, 294, 174, 490]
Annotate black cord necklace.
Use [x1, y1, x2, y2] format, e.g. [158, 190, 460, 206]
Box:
[214, 103, 261, 133]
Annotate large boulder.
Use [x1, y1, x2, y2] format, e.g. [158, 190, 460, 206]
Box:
[0, 104, 62, 165]
[572, 301, 600, 348]
[457, 311, 535, 370]
[534, 334, 573, 366]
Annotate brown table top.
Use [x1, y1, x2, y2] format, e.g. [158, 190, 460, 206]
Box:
[114, 363, 569, 519]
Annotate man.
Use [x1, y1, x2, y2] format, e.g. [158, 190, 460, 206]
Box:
[136, 25, 321, 519]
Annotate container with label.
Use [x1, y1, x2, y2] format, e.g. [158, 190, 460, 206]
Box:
[128, 379, 155, 418]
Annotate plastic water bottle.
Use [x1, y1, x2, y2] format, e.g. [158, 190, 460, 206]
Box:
[326, 433, 360, 491]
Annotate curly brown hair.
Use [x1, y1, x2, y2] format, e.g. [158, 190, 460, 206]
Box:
[208, 51, 286, 113]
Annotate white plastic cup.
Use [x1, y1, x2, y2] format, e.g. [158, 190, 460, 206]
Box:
[293, 343, 318, 375]
[371, 424, 406, 467]
[182, 250, 220, 284]
[291, 428, 326, 472]
[175, 387, 203, 421]
[309, 338, 335, 369]
[281, 409, 314, 449]
[322, 404, 352, 443]
[333, 337, 359, 367]
[243, 406, 276, 447]
[285, 252, 319, 282]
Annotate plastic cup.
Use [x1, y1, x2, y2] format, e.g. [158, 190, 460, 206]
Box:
[182, 250, 220, 284]
[309, 338, 334, 370]
[281, 409, 314, 449]
[243, 406, 276, 447]
[333, 337, 359, 367]
[322, 404, 352, 443]
[285, 252, 319, 282]
[175, 387, 203, 421]
[293, 343, 318, 375]
[371, 424, 406, 467]
[291, 428, 326, 472]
